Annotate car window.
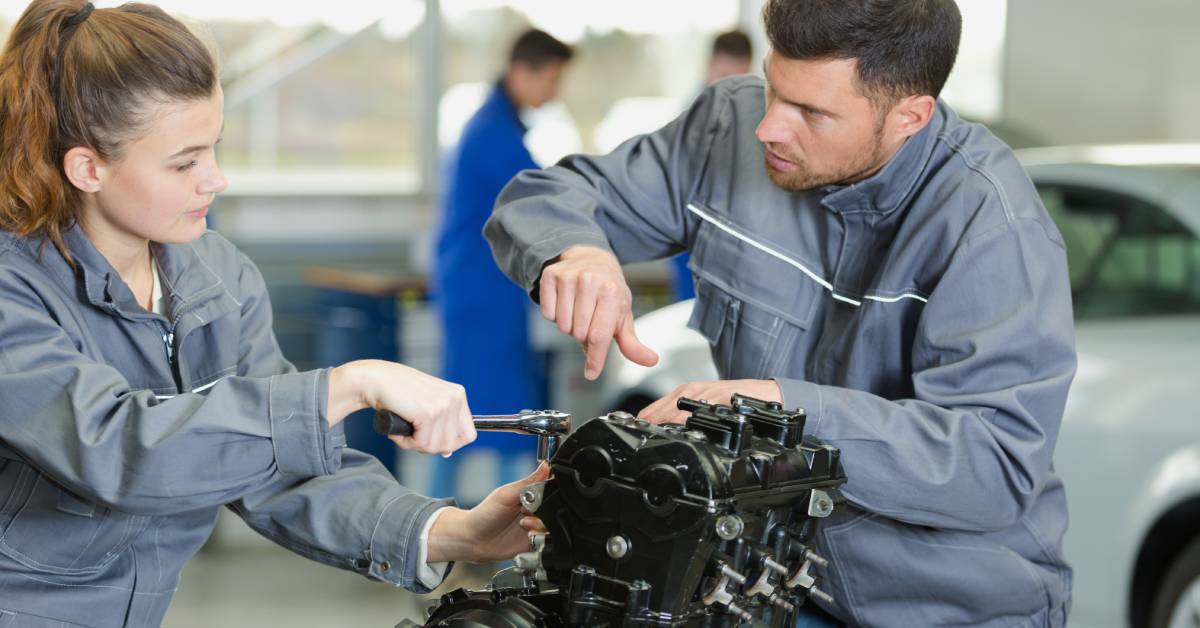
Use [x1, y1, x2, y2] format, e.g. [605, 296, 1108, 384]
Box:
[1038, 184, 1200, 318]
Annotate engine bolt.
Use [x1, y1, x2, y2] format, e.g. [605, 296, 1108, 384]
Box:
[606, 535, 631, 559]
[763, 558, 789, 575]
[715, 515, 744, 540]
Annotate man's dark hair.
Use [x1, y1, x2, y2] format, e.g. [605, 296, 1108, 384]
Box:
[762, 0, 961, 104]
[509, 29, 573, 69]
[712, 30, 752, 60]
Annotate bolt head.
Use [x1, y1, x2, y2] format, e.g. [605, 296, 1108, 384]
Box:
[715, 515, 744, 540]
[606, 535, 630, 559]
[607, 411, 634, 424]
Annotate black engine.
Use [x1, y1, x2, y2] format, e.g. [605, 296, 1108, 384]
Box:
[404, 394, 846, 627]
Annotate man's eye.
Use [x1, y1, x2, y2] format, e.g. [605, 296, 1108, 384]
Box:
[176, 160, 198, 172]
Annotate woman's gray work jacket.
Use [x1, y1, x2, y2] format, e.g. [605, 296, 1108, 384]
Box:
[0, 227, 445, 626]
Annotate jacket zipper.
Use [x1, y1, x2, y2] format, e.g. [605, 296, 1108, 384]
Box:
[157, 320, 181, 391]
[162, 329, 175, 365]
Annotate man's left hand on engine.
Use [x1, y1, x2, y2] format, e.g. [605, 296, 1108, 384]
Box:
[639, 379, 783, 424]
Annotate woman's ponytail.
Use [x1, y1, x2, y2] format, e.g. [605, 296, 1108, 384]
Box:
[0, 0, 87, 256]
[0, 0, 217, 261]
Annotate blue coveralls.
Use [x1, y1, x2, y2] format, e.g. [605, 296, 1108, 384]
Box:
[669, 252, 696, 300]
[431, 80, 545, 496]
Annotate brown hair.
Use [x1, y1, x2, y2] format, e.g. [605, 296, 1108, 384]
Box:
[0, 1, 217, 260]
[763, 0, 961, 106]
[509, 28, 574, 69]
[712, 30, 752, 60]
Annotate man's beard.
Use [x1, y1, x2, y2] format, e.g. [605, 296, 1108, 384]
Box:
[764, 123, 888, 193]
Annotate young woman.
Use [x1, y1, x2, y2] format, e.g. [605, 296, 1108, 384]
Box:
[0, 2, 544, 625]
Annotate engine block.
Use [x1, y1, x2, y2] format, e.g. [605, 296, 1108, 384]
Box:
[406, 394, 846, 627]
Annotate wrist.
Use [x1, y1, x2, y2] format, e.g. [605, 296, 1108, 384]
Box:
[326, 361, 371, 426]
[761, 378, 783, 403]
[426, 507, 472, 563]
[559, 244, 611, 261]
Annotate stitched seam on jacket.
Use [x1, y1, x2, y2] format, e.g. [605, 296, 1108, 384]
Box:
[310, 372, 329, 475]
[367, 495, 407, 568]
[822, 511, 875, 627]
[940, 134, 1015, 223]
[1021, 516, 1071, 616]
[267, 376, 283, 472]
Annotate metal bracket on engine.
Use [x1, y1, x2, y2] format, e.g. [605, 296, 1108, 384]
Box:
[519, 481, 545, 512]
[808, 489, 835, 518]
[513, 533, 549, 583]
[702, 568, 753, 623]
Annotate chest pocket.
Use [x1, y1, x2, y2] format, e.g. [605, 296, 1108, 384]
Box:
[685, 208, 823, 380]
[0, 460, 150, 576]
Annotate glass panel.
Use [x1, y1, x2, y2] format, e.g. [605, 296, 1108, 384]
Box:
[1041, 184, 1200, 318]
[0, 3, 428, 190]
[1040, 187, 1120, 290]
[215, 20, 422, 174]
[129, 3, 425, 183]
[441, 0, 741, 162]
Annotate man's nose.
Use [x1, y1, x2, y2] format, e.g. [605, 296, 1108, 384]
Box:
[755, 105, 790, 146]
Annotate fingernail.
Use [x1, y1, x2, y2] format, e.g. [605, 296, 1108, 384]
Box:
[441, 452, 452, 459]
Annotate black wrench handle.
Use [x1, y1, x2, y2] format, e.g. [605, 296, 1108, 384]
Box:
[373, 409, 415, 437]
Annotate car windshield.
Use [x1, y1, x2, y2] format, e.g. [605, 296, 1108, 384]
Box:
[1039, 179, 1200, 319]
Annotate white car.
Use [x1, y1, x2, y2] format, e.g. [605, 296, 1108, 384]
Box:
[596, 144, 1200, 628]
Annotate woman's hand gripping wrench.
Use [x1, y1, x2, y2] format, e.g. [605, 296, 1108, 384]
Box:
[373, 409, 572, 461]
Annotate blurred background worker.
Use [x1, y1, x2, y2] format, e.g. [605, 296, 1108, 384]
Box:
[669, 30, 754, 301]
[706, 30, 755, 90]
[429, 28, 573, 499]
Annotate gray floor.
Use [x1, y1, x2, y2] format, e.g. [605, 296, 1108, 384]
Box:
[163, 536, 497, 628]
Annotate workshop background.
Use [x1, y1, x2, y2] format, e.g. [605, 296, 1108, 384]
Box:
[0, 0, 1197, 626]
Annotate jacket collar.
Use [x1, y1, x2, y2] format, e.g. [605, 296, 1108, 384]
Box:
[819, 100, 947, 215]
[61, 224, 223, 321]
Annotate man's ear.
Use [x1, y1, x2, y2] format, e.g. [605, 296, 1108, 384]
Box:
[888, 94, 937, 140]
[62, 146, 104, 194]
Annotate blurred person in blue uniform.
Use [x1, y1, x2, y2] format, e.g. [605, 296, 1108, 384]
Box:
[670, 31, 755, 301]
[430, 29, 573, 499]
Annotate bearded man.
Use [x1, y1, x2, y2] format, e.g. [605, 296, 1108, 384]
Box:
[485, 1, 1076, 626]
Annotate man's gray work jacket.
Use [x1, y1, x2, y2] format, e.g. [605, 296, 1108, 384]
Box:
[486, 75, 1076, 627]
[0, 227, 447, 627]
